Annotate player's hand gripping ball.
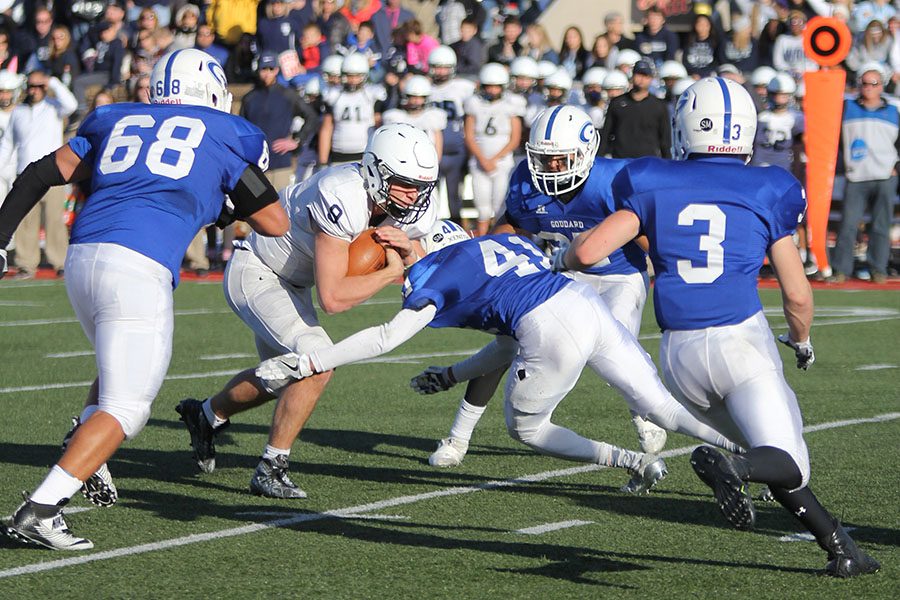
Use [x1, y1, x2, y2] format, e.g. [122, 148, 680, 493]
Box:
[347, 228, 387, 276]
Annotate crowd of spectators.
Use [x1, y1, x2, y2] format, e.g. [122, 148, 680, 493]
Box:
[0, 0, 896, 280]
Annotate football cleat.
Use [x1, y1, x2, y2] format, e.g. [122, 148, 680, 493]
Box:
[1, 492, 94, 551]
[757, 485, 776, 503]
[61, 417, 118, 508]
[428, 438, 468, 467]
[691, 446, 756, 531]
[622, 455, 668, 494]
[632, 414, 667, 454]
[176, 398, 226, 474]
[819, 519, 880, 578]
[249, 455, 307, 499]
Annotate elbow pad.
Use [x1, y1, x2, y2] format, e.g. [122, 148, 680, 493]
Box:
[229, 163, 280, 220]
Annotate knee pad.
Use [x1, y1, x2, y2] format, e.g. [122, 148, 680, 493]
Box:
[99, 397, 152, 439]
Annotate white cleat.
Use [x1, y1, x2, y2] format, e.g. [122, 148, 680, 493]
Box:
[428, 438, 468, 467]
[633, 415, 667, 454]
[622, 455, 668, 495]
[1, 493, 94, 551]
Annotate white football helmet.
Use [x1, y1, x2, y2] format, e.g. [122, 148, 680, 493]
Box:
[510, 56, 539, 80]
[767, 72, 797, 95]
[615, 48, 641, 68]
[304, 76, 321, 97]
[428, 45, 457, 70]
[750, 65, 776, 87]
[479, 62, 509, 86]
[403, 74, 432, 98]
[671, 77, 694, 98]
[341, 53, 369, 91]
[659, 60, 688, 80]
[526, 105, 599, 196]
[0, 70, 23, 108]
[150, 48, 232, 112]
[361, 123, 439, 224]
[537, 60, 558, 80]
[672, 77, 757, 162]
[581, 67, 608, 88]
[322, 54, 344, 78]
[602, 70, 629, 90]
[544, 67, 573, 92]
[422, 219, 470, 255]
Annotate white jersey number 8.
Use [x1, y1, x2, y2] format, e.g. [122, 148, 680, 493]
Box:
[677, 204, 725, 284]
[99, 115, 207, 181]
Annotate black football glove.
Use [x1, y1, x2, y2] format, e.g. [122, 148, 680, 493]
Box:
[777, 334, 815, 370]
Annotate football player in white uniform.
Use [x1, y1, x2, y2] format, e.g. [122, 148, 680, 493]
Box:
[318, 53, 387, 167]
[751, 73, 804, 172]
[382, 75, 447, 157]
[176, 123, 439, 498]
[320, 54, 344, 103]
[581, 66, 608, 129]
[0, 71, 23, 203]
[464, 63, 524, 236]
[428, 46, 476, 224]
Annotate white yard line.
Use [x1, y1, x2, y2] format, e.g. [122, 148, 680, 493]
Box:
[0, 412, 896, 579]
[855, 364, 897, 371]
[514, 520, 594, 535]
[779, 527, 855, 543]
[199, 353, 256, 361]
[0, 308, 232, 328]
[45, 351, 95, 359]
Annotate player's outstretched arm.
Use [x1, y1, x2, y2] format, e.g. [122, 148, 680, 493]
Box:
[769, 235, 815, 369]
[566, 210, 640, 270]
[315, 232, 404, 314]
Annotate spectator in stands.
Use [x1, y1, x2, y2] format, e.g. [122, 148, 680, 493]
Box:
[242, 51, 319, 189]
[299, 22, 330, 75]
[558, 25, 589, 80]
[846, 19, 892, 76]
[195, 23, 230, 68]
[773, 11, 815, 78]
[486, 13, 522, 67]
[635, 6, 679, 67]
[206, 0, 261, 47]
[372, 0, 413, 56]
[0, 30, 17, 72]
[61, 0, 108, 44]
[341, 0, 382, 32]
[683, 12, 719, 78]
[718, 15, 758, 75]
[130, 7, 163, 51]
[603, 11, 636, 52]
[318, 0, 352, 50]
[600, 60, 670, 159]
[406, 18, 439, 74]
[73, 21, 126, 120]
[127, 2, 173, 28]
[346, 21, 383, 82]
[436, 0, 467, 45]
[851, 0, 897, 35]
[587, 34, 612, 70]
[169, 3, 201, 51]
[757, 16, 785, 68]
[19, 6, 54, 73]
[450, 16, 483, 77]
[128, 73, 151, 103]
[26, 24, 81, 89]
[89, 89, 115, 109]
[831, 64, 898, 284]
[522, 22, 558, 64]
[257, 0, 300, 55]
[0, 70, 76, 279]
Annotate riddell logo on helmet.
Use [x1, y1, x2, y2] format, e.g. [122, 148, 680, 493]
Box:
[706, 145, 742, 153]
[155, 98, 183, 104]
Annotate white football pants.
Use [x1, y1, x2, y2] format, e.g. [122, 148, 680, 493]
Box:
[566, 270, 649, 337]
[660, 310, 811, 488]
[468, 155, 514, 222]
[65, 243, 173, 439]
[224, 247, 333, 360]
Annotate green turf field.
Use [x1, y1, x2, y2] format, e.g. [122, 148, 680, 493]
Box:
[0, 280, 897, 598]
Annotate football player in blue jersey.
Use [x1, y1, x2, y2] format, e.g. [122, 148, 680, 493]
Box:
[562, 77, 879, 578]
[254, 220, 743, 493]
[0, 48, 289, 551]
[408, 105, 669, 494]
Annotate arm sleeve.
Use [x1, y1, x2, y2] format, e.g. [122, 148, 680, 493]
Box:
[0, 153, 67, 247]
[48, 77, 78, 118]
[308, 306, 437, 372]
[228, 163, 281, 219]
[293, 95, 320, 147]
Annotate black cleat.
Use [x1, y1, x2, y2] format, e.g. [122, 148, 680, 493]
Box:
[1, 492, 93, 551]
[819, 520, 880, 578]
[61, 417, 117, 508]
[249, 455, 307, 499]
[176, 399, 226, 474]
[691, 446, 756, 531]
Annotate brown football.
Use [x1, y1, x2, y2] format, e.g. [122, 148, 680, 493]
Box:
[347, 228, 387, 276]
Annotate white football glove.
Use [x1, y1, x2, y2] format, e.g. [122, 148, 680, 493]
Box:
[409, 366, 456, 395]
[550, 242, 570, 273]
[0, 248, 7, 279]
[777, 334, 815, 370]
[255, 353, 315, 394]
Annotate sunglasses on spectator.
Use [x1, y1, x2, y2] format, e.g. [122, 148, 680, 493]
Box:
[860, 80, 882, 87]
[27, 83, 47, 89]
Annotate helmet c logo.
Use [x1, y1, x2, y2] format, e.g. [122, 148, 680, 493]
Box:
[579, 122, 592, 143]
[207, 61, 227, 88]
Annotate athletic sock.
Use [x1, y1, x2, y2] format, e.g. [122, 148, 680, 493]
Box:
[79, 404, 99, 424]
[202, 398, 229, 429]
[447, 399, 486, 443]
[596, 443, 644, 471]
[730, 446, 802, 489]
[769, 485, 837, 543]
[30, 465, 83, 506]
[263, 445, 290, 461]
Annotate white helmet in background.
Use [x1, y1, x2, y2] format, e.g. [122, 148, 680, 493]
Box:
[767, 72, 797, 95]
[479, 62, 509, 86]
[404, 74, 432, 98]
[537, 60, 558, 80]
[671, 77, 695, 97]
[615, 49, 641, 68]
[544, 67, 573, 92]
[422, 219, 470, 254]
[510, 56, 539, 80]
[526, 105, 599, 196]
[581, 67, 608, 88]
[602, 70, 629, 90]
[672, 77, 757, 161]
[322, 54, 344, 78]
[341, 52, 370, 76]
[304, 76, 321, 97]
[659, 60, 688, 80]
[150, 48, 232, 112]
[750, 65, 776, 87]
[428, 45, 457, 83]
[361, 123, 439, 224]
[0, 70, 24, 91]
